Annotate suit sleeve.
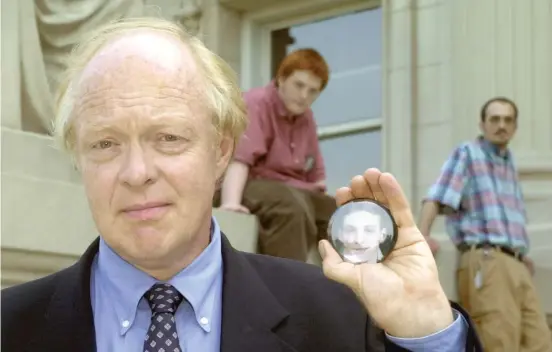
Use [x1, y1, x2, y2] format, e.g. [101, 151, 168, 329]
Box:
[383, 301, 483, 351]
[365, 316, 386, 352]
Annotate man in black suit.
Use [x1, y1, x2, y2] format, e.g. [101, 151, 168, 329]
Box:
[2, 18, 481, 352]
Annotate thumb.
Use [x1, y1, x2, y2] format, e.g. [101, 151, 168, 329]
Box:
[318, 240, 342, 265]
[320, 241, 365, 298]
[319, 240, 358, 287]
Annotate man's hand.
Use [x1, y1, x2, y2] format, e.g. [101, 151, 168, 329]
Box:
[319, 168, 453, 338]
[219, 203, 250, 214]
[424, 236, 441, 256]
[313, 180, 327, 193]
[523, 256, 535, 276]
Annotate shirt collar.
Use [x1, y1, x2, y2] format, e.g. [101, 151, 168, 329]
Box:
[477, 135, 511, 160]
[96, 217, 223, 334]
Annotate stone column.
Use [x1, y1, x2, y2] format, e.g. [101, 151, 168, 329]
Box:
[384, 0, 463, 300]
[448, 0, 552, 159]
[201, 0, 243, 75]
[382, 0, 416, 204]
[1, 0, 23, 129]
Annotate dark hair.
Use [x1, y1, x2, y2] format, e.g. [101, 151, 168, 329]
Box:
[480, 96, 518, 122]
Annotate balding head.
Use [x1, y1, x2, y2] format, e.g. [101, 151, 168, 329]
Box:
[53, 18, 246, 158]
[53, 18, 246, 280]
[76, 31, 202, 96]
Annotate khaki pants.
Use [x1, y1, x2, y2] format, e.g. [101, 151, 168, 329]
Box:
[457, 248, 552, 352]
[215, 179, 336, 261]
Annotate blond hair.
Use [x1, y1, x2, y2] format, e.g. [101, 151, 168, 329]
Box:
[52, 17, 247, 157]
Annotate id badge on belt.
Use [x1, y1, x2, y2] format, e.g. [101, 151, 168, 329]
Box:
[474, 270, 483, 289]
[474, 248, 491, 289]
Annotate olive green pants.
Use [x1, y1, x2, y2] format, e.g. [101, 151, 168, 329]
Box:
[215, 179, 336, 261]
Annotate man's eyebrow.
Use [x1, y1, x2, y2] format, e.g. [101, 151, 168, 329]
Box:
[79, 123, 122, 137]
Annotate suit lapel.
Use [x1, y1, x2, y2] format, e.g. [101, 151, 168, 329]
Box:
[219, 235, 298, 352]
[27, 235, 300, 352]
[28, 239, 100, 352]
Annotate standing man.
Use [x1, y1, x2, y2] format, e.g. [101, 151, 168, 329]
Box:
[419, 97, 552, 351]
[218, 48, 336, 262]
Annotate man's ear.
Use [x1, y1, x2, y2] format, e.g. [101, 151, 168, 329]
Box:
[215, 133, 234, 181]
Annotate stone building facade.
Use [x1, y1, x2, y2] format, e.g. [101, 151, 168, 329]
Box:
[2, 0, 551, 323]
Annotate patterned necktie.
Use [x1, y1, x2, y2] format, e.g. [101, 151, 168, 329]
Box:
[143, 283, 184, 352]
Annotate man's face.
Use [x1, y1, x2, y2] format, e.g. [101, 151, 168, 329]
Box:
[480, 101, 517, 148]
[73, 33, 232, 274]
[277, 70, 322, 115]
[341, 211, 383, 250]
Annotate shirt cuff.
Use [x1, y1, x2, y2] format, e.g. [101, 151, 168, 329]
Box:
[385, 309, 468, 352]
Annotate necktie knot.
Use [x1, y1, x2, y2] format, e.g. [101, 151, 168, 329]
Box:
[144, 283, 183, 315]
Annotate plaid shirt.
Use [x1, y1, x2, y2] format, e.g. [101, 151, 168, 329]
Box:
[425, 136, 529, 254]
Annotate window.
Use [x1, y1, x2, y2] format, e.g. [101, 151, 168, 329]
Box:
[270, 7, 383, 193]
[320, 130, 382, 193]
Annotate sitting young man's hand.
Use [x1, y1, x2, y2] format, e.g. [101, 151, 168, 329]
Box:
[313, 180, 327, 193]
[219, 203, 250, 214]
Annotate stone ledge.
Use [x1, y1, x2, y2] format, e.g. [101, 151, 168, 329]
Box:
[1, 173, 98, 256]
[213, 208, 258, 252]
[220, 0, 294, 12]
[1, 127, 80, 183]
[1, 209, 259, 288]
[234, 0, 374, 22]
[1, 248, 79, 289]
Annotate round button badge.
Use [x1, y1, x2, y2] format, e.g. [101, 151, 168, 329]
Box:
[327, 199, 398, 264]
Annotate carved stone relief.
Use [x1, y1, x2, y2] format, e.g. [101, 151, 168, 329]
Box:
[9, 0, 206, 134]
[174, 0, 204, 37]
[144, 0, 204, 37]
[6, 0, 144, 134]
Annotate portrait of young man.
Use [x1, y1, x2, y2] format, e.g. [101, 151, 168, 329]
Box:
[1, 18, 481, 352]
[335, 208, 389, 264]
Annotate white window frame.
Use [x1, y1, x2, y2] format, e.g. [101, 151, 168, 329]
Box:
[240, 0, 385, 142]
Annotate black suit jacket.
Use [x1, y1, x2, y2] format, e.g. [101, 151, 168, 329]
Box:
[2, 235, 481, 351]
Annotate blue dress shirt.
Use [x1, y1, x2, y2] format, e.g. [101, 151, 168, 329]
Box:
[90, 216, 467, 351]
[387, 310, 468, 351]
[90, 218, 224, 352]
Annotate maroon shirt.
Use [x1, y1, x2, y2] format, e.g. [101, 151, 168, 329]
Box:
[234, 81, 326, 192]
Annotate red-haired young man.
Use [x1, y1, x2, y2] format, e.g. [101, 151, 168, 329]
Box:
[217, 48, 336, 262]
